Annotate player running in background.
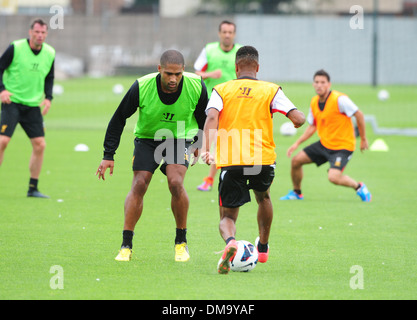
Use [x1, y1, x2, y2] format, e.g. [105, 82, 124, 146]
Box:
[202, 46, 305, 274]
[280, 69, 372, 202]
[0, 19, 55, 199]
[194, 20, 242, 192]
[96, 50, 208, 262]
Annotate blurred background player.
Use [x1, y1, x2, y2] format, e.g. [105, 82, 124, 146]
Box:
[96, 50, 208, 262]
[202, 46, 305, 274]
[194, 20, 242, 192]
[280, 69, 372, 202]
[0, 19, 55, 198]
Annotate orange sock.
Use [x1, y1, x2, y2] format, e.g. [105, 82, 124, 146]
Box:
[204, 176, 214, 185]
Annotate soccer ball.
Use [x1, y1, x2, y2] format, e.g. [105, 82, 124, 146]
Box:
[231, 240, 258, 272]
[280, 121, 297, 136]
[53, 84, 64, 96]
[217, 240, 258, 272]
[230, 240, 258, 272]
[378, 89, 389, 101]
[112, 84, 124, 95]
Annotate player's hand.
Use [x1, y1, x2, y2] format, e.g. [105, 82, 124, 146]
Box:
[210, 70, 222, 79]
[96, 160, 114, 180]
[201, 151, 214, 165]
[360, 138, 369, 153]
[0, 90, 13, 104]
[287, 143, 298, 158]
[40, 99, 51, 115]
[191, 148, 200, 167]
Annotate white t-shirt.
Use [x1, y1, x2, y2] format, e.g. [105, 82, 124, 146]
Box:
[194, 48, 208, 72]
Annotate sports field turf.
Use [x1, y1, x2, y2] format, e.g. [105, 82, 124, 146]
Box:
[0, 76, 416, 300]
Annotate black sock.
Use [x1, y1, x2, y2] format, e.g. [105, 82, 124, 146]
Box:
[294, 189, 302, 195]
[29, 178, 38, 192]
[225, 237, 235, 245]
[122, 230, 134, 249]
[355, 183, 361, 191]
[175, 228, 187, 244]
[257, 241, 268, 253]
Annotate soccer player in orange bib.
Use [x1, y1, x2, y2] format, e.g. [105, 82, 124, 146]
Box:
[280, 69, 372, 202]
[202, 46, 305, 274]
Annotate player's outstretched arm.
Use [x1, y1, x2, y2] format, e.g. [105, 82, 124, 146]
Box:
[287, 124, 317, 158]
[195, 70, 222, 80]
[287, 109, 306, 128]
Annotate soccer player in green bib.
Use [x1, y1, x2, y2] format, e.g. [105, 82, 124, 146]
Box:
[194, 20, 242, 192]
[97, 50, 208, 262]
[0, 19, 55, 198]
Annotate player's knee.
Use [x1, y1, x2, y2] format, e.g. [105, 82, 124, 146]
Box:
[291, 155, 303, 168]
[328, 170, 342, 185]
[131, 176, 150, 196]
[0, 136, 10, 150]
[168, 176, 185, 196]
[32, 138, 46, 153]
[254, 191, 271, 203]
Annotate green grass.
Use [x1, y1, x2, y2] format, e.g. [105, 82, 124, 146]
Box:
[0, 76, 416, 300]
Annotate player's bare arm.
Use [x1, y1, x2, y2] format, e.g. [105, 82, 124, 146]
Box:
[201, 108, 219, 165]
[353, 110, 369, 152]
[195, 70, 222, 80]
[287, 124, 317, 157]
[287, 109, 306, 128]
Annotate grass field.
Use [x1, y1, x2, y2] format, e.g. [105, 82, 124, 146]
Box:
[0, 76, 416, 301]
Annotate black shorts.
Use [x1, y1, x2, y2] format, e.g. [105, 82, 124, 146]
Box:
[0, 102, 44, 138]
[218, 165, 275, 208]
[304, 141, 353, 171]
[132, 138, 192, 175]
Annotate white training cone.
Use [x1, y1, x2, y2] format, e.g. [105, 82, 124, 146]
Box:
[74, 144, 90, 152]
[370, 139, 389, 152]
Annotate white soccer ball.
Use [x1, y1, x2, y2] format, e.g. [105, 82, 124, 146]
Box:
[230, 240, 258, 272]
[53, 84, 64, 96]
[378, 89, 389, 101]
[280, 121, 297, 136]
[112, 84, 124, 95]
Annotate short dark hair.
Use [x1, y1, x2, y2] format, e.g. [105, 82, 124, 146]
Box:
[235, 46, 259, 67]
[219, 20, 236, 32]
[31, 18, 48, 30]
[160, 50, 185, 67]
[314, 69, 331, 82]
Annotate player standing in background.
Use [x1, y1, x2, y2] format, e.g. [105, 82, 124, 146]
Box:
[0, 19, 55, 199]
[194, 20, 242, 192]
[202, 46, 305, 274]
[280, 69, 372, 202]
[96, 50, 208, 262]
